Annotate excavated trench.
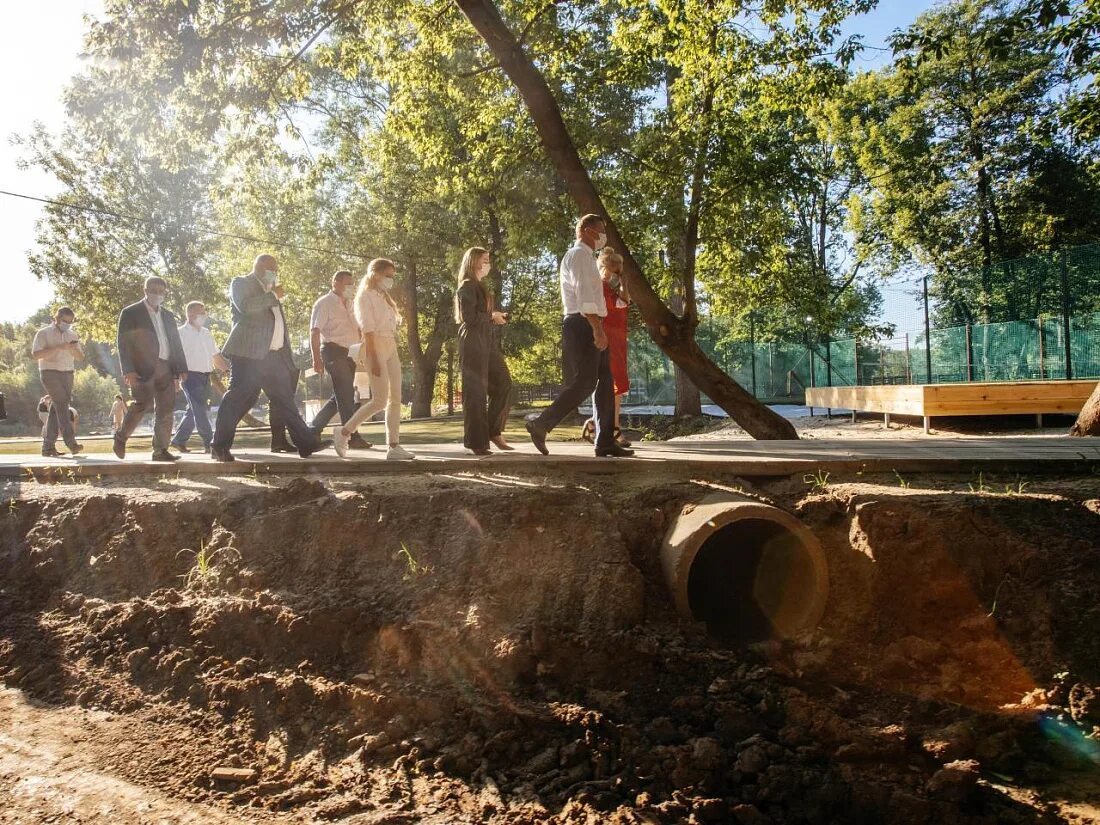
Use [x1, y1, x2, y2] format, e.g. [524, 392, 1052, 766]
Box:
[1, 471, 1099, 824]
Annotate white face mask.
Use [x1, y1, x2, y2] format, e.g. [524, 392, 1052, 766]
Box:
[261, 269, 278, 288]
[57, 321, 72, 332]
[192, 314, 207, 328]
[146, 293, 165, 308]
[380, 277, 394, 291]
[477, 262, 491, 279]
[594, 233, 608, 251]
[342, 286, 355, 301]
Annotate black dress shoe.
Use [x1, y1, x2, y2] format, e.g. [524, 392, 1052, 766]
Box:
[68, 443, 85, 455]
[172, 443, 192, 453]
[524, 415, 549, 455]
[595, 444, 635, 458]
[41, 447, 62, 458]
[210, 446, 235, 462]
[467, 447, 493, 456]
[152, 450, 179, 462]
[348, 434, 372, 450]
[298, 439, 332, 458]
[270, 443, 296, 453]
[112, 436, 126, 459]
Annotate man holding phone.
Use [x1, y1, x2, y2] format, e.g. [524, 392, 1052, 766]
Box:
[31, 306, 85, 457]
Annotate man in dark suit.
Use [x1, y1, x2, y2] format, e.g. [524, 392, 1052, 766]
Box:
[210, 254, 328, 462]
[113, 276, 188, 462]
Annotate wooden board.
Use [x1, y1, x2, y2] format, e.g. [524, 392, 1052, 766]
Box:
[806, 380, 1097, 418]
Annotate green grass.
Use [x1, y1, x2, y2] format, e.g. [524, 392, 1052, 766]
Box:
[0, 411, 583, 455]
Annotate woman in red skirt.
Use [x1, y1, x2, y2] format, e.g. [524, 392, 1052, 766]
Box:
[583, 248, 631, 448]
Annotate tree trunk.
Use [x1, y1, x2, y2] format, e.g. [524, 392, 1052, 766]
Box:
[455, 0, 796, 439]
[403, 260, 455, 419]
[1070, 382, 1100, 436]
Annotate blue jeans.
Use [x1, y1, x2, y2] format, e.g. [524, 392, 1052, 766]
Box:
[172, 372, 213, 447]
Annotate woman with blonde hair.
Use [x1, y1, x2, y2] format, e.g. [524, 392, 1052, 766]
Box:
[582, 247, 632, 447]
[455, 246, 512, 455]
[333, 258, 415, 460]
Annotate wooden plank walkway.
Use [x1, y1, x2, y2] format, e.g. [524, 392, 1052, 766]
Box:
[2, 438, 1099, 481]
[806, 380, 1097, 432]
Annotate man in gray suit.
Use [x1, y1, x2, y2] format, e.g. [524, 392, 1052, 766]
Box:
[210, 254, 328, 462]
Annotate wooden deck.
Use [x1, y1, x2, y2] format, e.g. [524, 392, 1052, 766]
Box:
[806, 380, 1097, 432]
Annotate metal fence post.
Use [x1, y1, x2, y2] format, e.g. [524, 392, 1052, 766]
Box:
[1038, 315, 1045, 379]
[923, 276, 933, 384]
[965, 324, 974, 382]
[749, 311, 757, 397]
[905, 333, 912, 383]
[1061, 249, 1073, 380]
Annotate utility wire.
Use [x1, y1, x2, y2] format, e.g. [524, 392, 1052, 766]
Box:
[0, 188, 371, 260]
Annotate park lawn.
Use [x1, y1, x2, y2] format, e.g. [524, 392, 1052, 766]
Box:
[0, 412, 583, 455]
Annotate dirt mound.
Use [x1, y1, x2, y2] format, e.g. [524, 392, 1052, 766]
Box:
[1, 473, 1098, 823]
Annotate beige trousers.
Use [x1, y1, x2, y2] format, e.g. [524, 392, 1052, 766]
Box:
[346, 335, 402, 445]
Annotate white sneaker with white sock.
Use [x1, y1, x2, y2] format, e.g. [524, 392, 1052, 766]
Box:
[386, 444, 415, 461]
[333, 428, 349, 459]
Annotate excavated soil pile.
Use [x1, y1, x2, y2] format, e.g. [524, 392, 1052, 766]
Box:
[1, 472, 1099, 824]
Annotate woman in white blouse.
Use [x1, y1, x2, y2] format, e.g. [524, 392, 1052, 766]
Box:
[334, 258, 414, 460]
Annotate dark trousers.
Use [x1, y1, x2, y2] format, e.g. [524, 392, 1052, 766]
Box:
[460, 328, 513, 449]
[39, 369, 78, 450]
[309, 342, 358, 432]
[213, 350, 315, 452]
[534, 314, 614, 450]
[117, 359, 177, 452]
[268, 356, 301, 448]
[172, 372, 213, 447]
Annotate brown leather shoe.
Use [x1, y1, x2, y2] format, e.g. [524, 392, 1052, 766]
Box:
[490, 435, 514, 451]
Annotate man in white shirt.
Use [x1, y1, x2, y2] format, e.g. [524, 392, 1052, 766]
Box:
[171, 301, 230, 453]
[525, 214, 633, 457]
[307, 270, 371, 449]
[30, 306, 85, 457]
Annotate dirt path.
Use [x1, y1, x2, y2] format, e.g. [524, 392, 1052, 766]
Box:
[0, 687, 289, 824]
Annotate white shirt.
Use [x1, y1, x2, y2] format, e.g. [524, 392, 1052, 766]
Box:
[31, 324, 79, 372]
[270, 305, 285, 350]
[311, 291, 360, 348]
[559, 241, 607, 317]
[144, 300, 170, 359]
[177, 322, 219, 372]
[356, 288, 399, 336]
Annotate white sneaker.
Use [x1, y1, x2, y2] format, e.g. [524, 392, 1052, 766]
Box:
[334, 429, 349, 459]
[386, 444, 415, 461]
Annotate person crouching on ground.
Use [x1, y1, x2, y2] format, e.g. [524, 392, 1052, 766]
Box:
[333, 259, 414, 461]
[455, 246, 513, 456]
[114, 276, 188, 462]
[582, 247, 632, 449]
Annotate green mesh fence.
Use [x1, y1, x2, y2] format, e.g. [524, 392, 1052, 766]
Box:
[620, 244, 1100, 406]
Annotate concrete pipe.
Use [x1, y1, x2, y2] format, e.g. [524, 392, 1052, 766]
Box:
[661, 492, 828, 644]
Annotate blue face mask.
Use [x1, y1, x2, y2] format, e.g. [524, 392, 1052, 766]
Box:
[261, 270, 278, 288]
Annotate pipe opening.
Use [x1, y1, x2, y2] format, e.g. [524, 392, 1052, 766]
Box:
[686, 518, 823, 645]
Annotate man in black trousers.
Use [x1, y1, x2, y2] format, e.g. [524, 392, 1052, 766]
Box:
[525, 215, 633, 458]
[114, 277, 188, 462]
[210, 254, 328, 462]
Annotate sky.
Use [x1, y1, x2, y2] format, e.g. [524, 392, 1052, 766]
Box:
[0, 0, 939, 328]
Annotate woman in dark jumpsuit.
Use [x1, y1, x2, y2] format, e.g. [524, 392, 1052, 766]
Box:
[455, 246, 513, 455]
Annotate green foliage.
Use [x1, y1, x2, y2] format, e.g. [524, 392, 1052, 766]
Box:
[803, 469, 831, 492]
